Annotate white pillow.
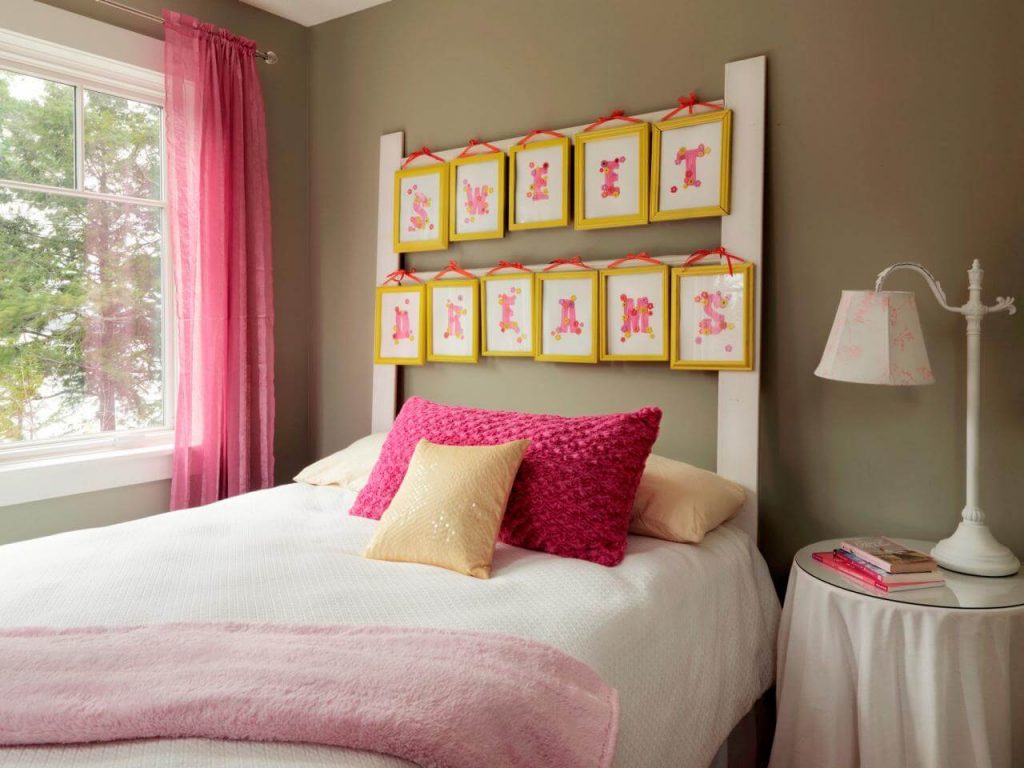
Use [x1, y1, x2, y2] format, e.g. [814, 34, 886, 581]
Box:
[294, 433, 387, 491]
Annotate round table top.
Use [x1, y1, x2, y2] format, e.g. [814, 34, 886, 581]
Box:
[795, 538, 1024, 610]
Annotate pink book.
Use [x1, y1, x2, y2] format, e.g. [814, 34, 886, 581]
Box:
[812, 552, 944, 592]
[833, 550, 944, 586]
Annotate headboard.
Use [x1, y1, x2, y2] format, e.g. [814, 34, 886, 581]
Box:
[371, 56, 765, 541]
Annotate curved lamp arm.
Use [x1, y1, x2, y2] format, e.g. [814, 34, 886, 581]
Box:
[874, 262, 956, 311]
[875, 259, 1016, 317]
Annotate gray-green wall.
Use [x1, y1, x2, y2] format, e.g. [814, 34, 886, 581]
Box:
[2, 0, 311, 545]
[0, 481, 170, 544]
[310, 0, 1024, 581]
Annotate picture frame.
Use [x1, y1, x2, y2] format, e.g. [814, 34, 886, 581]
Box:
[393, 163, 449, 253]
[574, 122, 649, 230]
[650, 110, 732, 221]
[449, 152, 505, 241]
[480, 273, 536, 357]
[670, 263, 753, 370]
[508, 136, 570, 230]
[599, 265, 669, 361]
[373, 284, 426, 365]
[426, 278, 480, 363]
[534, 270, 599, 363]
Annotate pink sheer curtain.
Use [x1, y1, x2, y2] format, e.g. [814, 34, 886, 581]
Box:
[163, 11, 275, 509]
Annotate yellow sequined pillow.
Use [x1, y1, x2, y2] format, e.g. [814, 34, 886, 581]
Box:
[363, 439, 530, 578]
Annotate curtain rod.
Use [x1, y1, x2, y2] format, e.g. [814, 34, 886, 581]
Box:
[93, 0, 279, 63]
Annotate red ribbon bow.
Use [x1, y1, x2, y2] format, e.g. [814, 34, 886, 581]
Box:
[681, 247, 747, 275]
[457, 138, 503, 158]
[583, 110, 644, 132]
[543, 255, 594, 271]
[383, 268, 422, 285]
[400, 146, 445, 169]
[607, 252, 665, 269]
[433, 260, 475, 280]
[485, 261, 532, 275]
[516, 129, 566, 146]
[661, 92, 723, 121]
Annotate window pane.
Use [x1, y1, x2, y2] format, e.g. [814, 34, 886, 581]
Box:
[0, 188, 164, 444]
[0, 69, 75, 188]
[83, 90, 162, 200]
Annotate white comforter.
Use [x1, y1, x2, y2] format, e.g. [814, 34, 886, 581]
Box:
[0, 484, 779, 768]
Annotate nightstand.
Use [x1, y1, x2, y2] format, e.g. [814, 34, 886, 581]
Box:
[769, 538, 1024, 768]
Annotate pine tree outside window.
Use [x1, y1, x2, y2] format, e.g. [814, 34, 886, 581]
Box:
[0, 39, 172, 467]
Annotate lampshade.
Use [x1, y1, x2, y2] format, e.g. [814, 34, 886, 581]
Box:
[815, 290, 935, 385]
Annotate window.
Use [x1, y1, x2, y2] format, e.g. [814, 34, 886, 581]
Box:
[0, 62, 169, 455]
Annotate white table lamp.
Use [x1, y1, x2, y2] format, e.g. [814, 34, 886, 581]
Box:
[816, 259, 1019, 577]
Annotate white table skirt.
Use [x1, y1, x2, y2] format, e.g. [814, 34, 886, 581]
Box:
[770, 565, 1024, 768]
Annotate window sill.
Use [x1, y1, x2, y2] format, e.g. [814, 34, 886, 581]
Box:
[0, 442, 173, 507]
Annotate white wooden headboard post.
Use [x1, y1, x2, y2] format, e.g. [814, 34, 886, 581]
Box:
[371, 131, 404, 434]
[371, 56, 767, 541]
[718, 56, 766, 540]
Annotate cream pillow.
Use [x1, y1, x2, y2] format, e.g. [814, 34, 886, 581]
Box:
[629, 454, 745, 544]
[294, 433, 387, 491]
[363, 439, 530, 578]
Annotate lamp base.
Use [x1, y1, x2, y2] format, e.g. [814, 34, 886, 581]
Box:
[931, 521, 1020, 577]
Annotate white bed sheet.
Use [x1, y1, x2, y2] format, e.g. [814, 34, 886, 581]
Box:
[0, 484, 779, 768]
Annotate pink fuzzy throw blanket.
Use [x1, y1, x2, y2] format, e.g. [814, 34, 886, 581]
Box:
[0, 623, 618, 768]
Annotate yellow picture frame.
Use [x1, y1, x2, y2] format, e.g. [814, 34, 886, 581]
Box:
[480, 272, 537, 357]
[599, 264, 669, 362]
[373, 283, 426, 366]
[393, 163, 449, 253]
[650, 110, 732, 222]
[426, 278, 480, 364]
[534, 270, 599, 364]
[508, 136, 570, 230]
[670, 263, 753, 370]
[574, 122, 649, 230]
[448, 152, 506, 241]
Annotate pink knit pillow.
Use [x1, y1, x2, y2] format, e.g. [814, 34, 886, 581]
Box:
[351, 397, 661, 566]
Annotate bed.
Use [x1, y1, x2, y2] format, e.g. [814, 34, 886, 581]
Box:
[0, 482, 778, 767]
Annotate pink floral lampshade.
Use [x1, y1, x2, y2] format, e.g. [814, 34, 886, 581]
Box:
[815, 290, 935, 385]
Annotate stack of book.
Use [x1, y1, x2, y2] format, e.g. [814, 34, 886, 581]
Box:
[812, 536, 945, 592]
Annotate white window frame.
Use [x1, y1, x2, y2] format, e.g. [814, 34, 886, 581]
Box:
[0, 4, 174, 506]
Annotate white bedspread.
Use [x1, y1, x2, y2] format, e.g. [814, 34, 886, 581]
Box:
[0, 484, 779, 768]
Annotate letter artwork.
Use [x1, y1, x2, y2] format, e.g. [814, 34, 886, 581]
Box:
[551, 295, 583, 340]
[599, 156, 626, 198]
[670, 144, 711, 194]
[527, 161, 549, 201]
[444, 295, 467, 340]
[619, 294, 655, 343]
[462, 179, 492, 225]
[498, 287, 526, 344]
[694, 290, 734, 352]
[406, 184, 434, 232]
[392, 298, 413, 344]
